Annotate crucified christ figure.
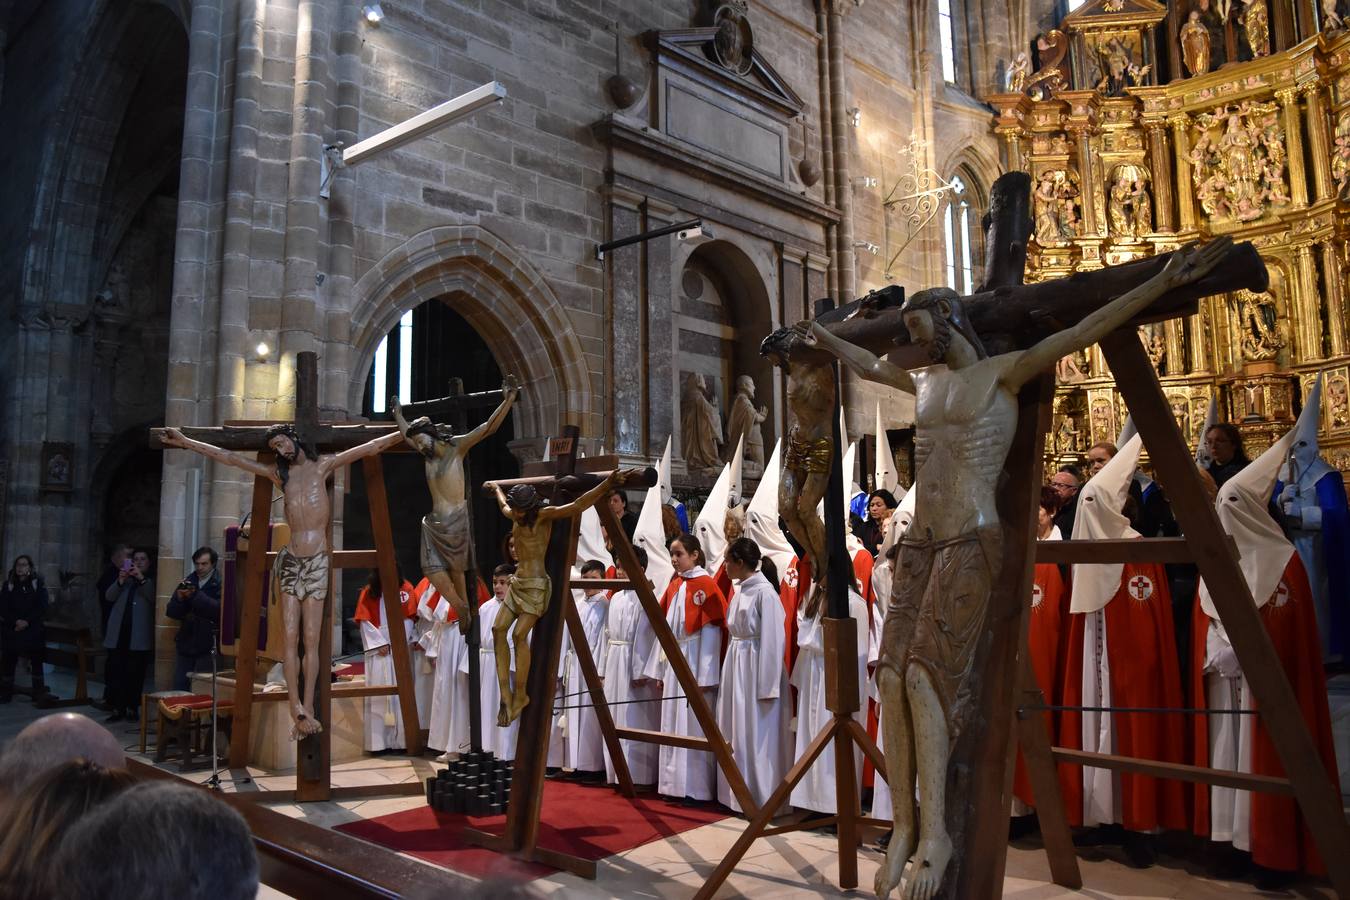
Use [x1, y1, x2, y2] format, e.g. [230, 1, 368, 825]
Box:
[489, 467, 636, 725]
[162, 424, 404, 737]
[803, 238, 1230, 900]
[392, 374, 520, 630]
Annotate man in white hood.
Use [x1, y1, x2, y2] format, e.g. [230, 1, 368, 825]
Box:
[1192, 420, 1340, 884]
[1058, 433, 1187, 867]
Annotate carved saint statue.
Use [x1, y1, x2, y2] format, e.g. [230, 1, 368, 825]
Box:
[1324, 0, 1347, 33]
[489, 468, 634, 725]
[1233, 288, 1285, 361]
[1181, 11, 1212, 76]
[1007, 52, 1030, 93]
[162, 423, 405, 737]
[1108, 167, 1153, 238]
[1243, 0, 1271, 57]
[1332, 119, 1350, 200]
[391, 376, 520, 629]
[802, 239, 1230, 900]
[724, 374, 768, 469]
[1096, 36, 1150, 97]
[760, 327, 835, 596]
[1034, 171, 1081, 245]
[681, 372, 724, 472]
[1056, 348, 1089, 383]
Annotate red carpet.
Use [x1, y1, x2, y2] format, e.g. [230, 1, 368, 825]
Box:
[334, 780, 727, 881]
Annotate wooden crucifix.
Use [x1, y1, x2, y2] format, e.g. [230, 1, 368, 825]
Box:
[153, 351, 420, 800]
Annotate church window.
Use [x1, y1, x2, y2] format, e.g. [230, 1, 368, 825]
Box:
[938, 0, 957, 83]
[943, 174, 979, 294]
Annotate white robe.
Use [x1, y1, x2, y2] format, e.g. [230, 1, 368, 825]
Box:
[411, 613, 434, 726]
[602, 589, 661, 784]
[1079, 609, 1122, 827]
[559, 591, 610, 772]
[715, 571, 791, 813]
[462, 598, 519, 760]
[645, 576, 722, 801]
[1203, 620, 1254, 849]
[360, 613, 413, 752]
[420, 591, 471, 754]
[789, 590, 869, 814]
[867, 610, 892, 822]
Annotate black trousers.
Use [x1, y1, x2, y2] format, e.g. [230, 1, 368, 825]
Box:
[105, 647, 150, 713]
[0, 645, 46, 697]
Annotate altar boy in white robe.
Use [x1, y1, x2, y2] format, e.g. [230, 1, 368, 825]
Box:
[418, 578, 472, 761]
[558, 560, 610, 780]
[463, 565, 519, 760]
[790, 576, 869, 816]
[603, 546, 661, 785]
[715, 538, 790, 813]
[646, 532, 728, 804]
[354, 570, 416, 752]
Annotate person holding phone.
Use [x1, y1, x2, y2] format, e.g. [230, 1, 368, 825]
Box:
[165, 547, 221, 690]
[103, 550, 155, 722]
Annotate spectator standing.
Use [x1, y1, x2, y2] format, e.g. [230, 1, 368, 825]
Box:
[102, 549, 155, 722]
[93, 543, 130, 710]
[1049, 465, 1083, 538]
[0, 555, 54, 705]
[608, 489, 639, 539]
[166, 546, 223, 691]
[1204, 423, 1250, 488]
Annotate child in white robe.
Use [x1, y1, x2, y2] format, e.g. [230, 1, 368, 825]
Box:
[602, 547, 661, 785]
[418, 579, 471, 760]
[355, 573, 416, 753]
[463, 566, 519, 760]
[558, 560, 610, 777]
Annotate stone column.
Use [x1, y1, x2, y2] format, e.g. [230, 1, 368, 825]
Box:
[607, 187, 645, 457]
[1277, 88, 1309, 209]
[644, 197, 678, 459]
[825, 0, 855, 301]
[1145, 121, 1175, 232]
[1303, 82, 1334, 202]
[1294, 243, 1322, 361]
[1189, 299, 1212, 373]
[1321, 241, 1347, 357]
[1169, 114, 1196, 232]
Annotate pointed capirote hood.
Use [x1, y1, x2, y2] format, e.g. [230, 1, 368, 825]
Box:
[1278, 373, 1323, 487]
[577, 506, 613, 571]
[1200, 426, 1298, 618]
[632, 480, 674, 596]
[729, 433, 745, 507]
[875, 402, 899, 494]
[1071, 433, 1143, 613]
[1116, 414, 1137, 447]
[1195, 396, 1218, 467]
[746, 439, 796, 579]
[879, 483, 917, 558]
[658, 436, 673, 504]
[842, 441, 864, 556]
[694, 461, 733, 572]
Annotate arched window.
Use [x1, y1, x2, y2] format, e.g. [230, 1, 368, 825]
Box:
[942, 174, 980, 294]
[937, 0, 958, 83]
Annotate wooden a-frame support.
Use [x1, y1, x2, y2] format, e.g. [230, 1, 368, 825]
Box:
[463, 429, 757, 879]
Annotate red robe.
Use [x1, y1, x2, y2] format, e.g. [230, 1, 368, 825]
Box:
[354, 580, 417, 627]
[780, 556, 810, 675]
[411, 576, 489, 624]
[659, 571, 728, 659]
[1190, 554, 1341, 873]
[1014, 562, 1069, 807]
[1057, 562, 1187, 832]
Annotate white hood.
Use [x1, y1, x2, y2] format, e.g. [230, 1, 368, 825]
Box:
[1070, 433, 1143, 613]
[657, 436, 673, 504]
[694, 461, 733, 572]
[746, 439, 797, 579]
[879, 483, 917, 558]
[728, 432, 745, 508]
[874, 402, 899, 494]
[632, 480, 674, 597]
[1200, 425, 1298, 618]
[577, 506, 613, 571]
[1116, 414, 1137, 448]
[1278, 373, 1324, 489]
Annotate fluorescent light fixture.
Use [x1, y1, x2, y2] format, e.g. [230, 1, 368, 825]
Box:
[853, 176, 878, 189]
[853, 241, 880, 254]
[847, 107, 861, 127]
[362, 3, 384, 25]
[342, 81, 507, 166]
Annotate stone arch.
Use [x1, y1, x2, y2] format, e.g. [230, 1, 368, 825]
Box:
[348, 225, 595, 442]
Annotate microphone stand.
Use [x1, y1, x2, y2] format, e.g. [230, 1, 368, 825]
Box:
[206, 606, 251, 790]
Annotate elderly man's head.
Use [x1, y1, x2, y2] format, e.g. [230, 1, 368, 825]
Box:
[0, 713, 124, 801]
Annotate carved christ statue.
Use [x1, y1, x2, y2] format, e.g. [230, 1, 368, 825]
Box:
[162, 423, 405, 737]
[803, 238, 1230, 900]
[489, 468, 637, 725]
[391, 375, 520, 629]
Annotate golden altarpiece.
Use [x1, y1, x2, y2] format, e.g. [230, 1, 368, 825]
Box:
[989, 0, 1350, 470]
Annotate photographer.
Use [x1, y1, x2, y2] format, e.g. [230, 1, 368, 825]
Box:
[0, 555, 55, 705]
[166, 547, 222, 691]
[103, 549, 154, 723]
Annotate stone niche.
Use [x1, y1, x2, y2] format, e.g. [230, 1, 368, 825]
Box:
[596, 4, 837, 491]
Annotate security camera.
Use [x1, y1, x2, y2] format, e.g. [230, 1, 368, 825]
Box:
[678, 224, 709, 241]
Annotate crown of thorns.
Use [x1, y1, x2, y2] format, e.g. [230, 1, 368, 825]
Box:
[506, 484, 545, 510]
[406, 417, 455, 442]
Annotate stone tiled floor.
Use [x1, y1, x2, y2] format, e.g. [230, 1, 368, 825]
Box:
[3, 666, 1345, 898]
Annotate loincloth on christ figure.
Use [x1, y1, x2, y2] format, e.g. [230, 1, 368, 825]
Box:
[784, 428, 832, 475]
[504, 574, 551, 619]
[878, 525, 1002, 745]
[420, 504, 474, 573]
[273, 547, 331, 601]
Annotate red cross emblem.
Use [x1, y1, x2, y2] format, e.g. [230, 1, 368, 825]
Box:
[1271, 580, 1291, 608]
[693, 590, 706, 607]
[785, 567, 799, 588]
[1127, 575, 1154, 602]
[1031, 583, 1044, 608]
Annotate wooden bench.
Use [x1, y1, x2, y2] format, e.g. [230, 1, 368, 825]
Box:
[29, 621, 101, 708]
[155, 693, 233, 771]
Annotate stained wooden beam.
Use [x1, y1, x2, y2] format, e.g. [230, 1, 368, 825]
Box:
[1035, 537, 1237, 564]
[1051, 748, 1294, 796]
